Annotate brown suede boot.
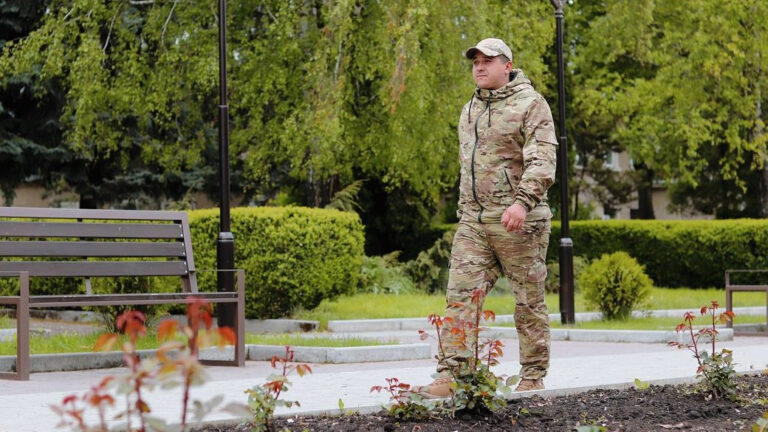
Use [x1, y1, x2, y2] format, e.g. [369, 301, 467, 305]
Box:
[410, 376, 454, 399]
[515, 378, 544, 392]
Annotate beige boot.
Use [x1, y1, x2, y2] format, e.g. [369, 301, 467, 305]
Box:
[515, 378, 544, 392]
[410, 376, 454, 399]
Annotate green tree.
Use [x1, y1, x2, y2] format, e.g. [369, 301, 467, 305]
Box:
[1, 0, 556, 251]
[570, 0, 768, 218]
[0, 0, 66, 205]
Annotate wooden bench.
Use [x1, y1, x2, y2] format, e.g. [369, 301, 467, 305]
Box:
[725, 269, 768, 335]
[0, 207, 245, 380]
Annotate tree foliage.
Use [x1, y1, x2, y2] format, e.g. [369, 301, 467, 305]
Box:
[0, 0, 554, 211]
[3, 0, 767, 236]
[569, 0, 768, 217]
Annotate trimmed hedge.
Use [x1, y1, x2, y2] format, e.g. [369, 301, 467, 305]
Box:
[189, 207, 365, 318]
[548, 220, 768, 288]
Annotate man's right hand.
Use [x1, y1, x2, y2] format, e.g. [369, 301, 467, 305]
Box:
[501, 203, 527, 232]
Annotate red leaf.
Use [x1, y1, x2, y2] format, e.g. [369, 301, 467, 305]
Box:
[482, 310, 496, 322]
[92, 333, 119, 352]
[700, 306, 708, 315]
[217, 327, 237, 345]
[97, 376, 115, 388]
[157, 320, 178, 342]
[296, 364, 312, 377]
[116, 310, 146, 342]
[136, 399, 151, 413]
[201, 311, 213, 330]
[370, 386, 382, 393]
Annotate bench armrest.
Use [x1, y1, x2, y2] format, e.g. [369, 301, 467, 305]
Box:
[0, 271, 30, 303]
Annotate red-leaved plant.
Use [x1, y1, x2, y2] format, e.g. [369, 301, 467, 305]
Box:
[370, 377, 436, 420]
[245, 346, 312, 432]
[668, 300, 737, 399]
[415, 288, 516, 414]
[51, 298, 239, 431]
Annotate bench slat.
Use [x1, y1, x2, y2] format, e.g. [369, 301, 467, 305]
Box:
[0, 222, 182, 239]
[0, 261, 188, 277]
[0, 241, 185, 257]
[30, 292, 238, 307]
[0, 207, 185, 221]
[726, 285, 768, 291]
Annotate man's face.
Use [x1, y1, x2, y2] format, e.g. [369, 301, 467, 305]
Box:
[472, 53, 512, 90]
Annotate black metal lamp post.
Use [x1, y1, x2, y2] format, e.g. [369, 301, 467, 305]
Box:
[216, 0, 235, 328]
[550, 0, 575, 325]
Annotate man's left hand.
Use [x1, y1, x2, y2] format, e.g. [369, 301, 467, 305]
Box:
[502, 203, 527, 232]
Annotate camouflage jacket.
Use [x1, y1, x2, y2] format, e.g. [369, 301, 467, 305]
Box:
[457, 69, 557, 223]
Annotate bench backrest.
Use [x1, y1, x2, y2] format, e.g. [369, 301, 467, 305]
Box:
[0, 207, 197, 292]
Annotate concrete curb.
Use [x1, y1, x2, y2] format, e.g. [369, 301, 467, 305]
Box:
[0, 343, 432, 374]
[0, 328, 14, 342]
[485, 326, 734, 343]
[0, 308, 99, 323]
[161, 315, 320, 334]
[247, 343, 431, 363]
[0, 347, 235, 374]
[327, 306, 764, 333]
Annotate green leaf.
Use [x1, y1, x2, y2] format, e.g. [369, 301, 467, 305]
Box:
[634, 378, 649, 390]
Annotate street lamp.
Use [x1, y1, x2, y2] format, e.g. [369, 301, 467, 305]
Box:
[216, 0, 235, 328]
[549, 0, 575, 325]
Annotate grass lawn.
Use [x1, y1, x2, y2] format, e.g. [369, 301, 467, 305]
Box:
[496, 314, 767, 330]
[245, 333, 394, 347]
[0, 331, 389, 356]
[293, 288, 767, 328]
[0, 332, 167, 356]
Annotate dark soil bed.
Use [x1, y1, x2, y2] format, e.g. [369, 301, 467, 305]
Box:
[202, 374, 768, 431]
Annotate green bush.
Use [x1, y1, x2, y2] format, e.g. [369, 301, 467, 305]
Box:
[404, 227, 455, 293]
[579, 251, 652, 320]
[357, 253, 414, 295]
[189, 207, 364, 319]
[549, 220, 768, 288]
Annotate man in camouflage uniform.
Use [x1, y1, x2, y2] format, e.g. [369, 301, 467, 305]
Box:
[414, 38, 557, 397]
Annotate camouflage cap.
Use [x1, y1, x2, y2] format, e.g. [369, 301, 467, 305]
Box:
[465, 38, 513, 62]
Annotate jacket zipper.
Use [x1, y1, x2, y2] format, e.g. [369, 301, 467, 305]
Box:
[471, 97, 491, 223]
[503, 168, 514, 192]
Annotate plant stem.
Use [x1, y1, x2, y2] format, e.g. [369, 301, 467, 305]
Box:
[688, 322, 702, 368]
[711, 308, 716, 354]
[474, 299, 481, 366]
[181, 370, 191, 429]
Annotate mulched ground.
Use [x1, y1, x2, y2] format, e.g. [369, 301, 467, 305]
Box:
[202, 374, 768, 432]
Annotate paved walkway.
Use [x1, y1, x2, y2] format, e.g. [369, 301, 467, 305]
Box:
[1, 336, 766, 431]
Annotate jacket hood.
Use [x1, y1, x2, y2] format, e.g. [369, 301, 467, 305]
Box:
[467, 69, 532, 126]
[474, 69, 532, 102]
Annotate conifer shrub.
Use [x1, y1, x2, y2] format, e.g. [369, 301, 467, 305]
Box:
[579, 251, 652, 320]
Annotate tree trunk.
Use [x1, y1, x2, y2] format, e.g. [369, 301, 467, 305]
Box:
[636, 165, 656, 219]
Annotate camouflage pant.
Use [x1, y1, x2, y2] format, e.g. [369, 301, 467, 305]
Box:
[436, 218, 551, 380]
